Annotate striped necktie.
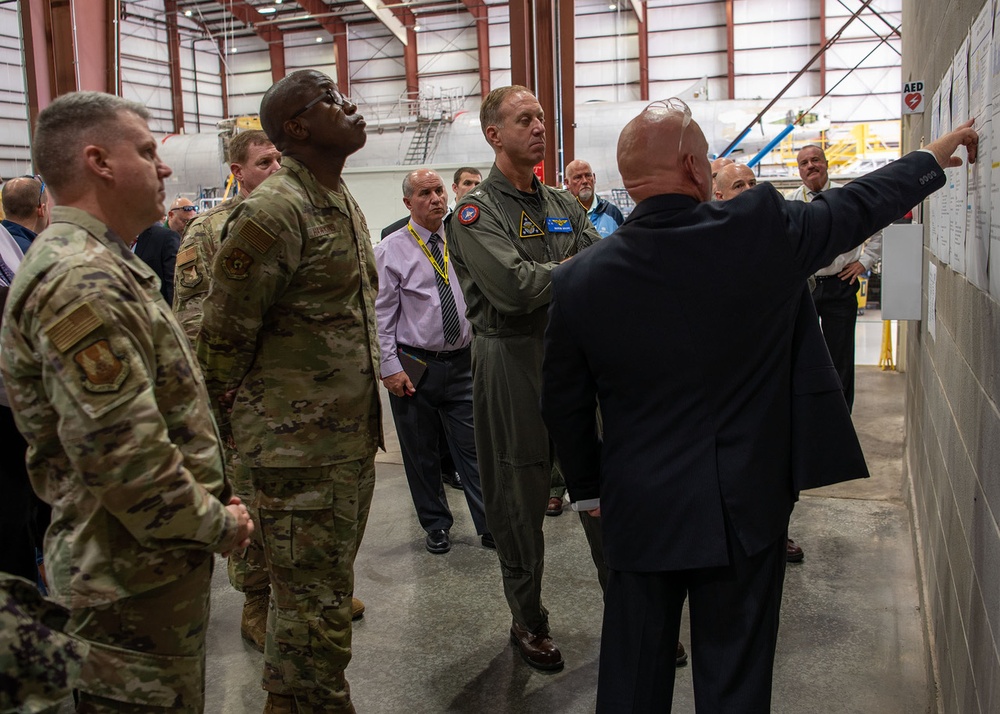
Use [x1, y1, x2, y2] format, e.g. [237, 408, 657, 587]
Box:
[428, 234, 461, 345]
[0, 255, 15, 286]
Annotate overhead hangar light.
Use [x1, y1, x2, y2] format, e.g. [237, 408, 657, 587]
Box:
[259, 6, 277, 14]
[184, 10, 192, 16]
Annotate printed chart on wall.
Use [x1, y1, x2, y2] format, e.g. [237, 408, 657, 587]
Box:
[930, 0, 1000, 303]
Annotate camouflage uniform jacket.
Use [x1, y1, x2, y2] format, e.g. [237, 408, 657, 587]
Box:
[448, 164, 601, 337]
[0, 207, 238, 610]
[196, 156, 383, 467]
[172, 194, 244, 342]
[0, 573, 90, 712]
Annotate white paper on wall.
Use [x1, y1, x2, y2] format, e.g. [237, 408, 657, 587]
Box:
[968, 3, 992, 290]
[950, 37, 970, 275]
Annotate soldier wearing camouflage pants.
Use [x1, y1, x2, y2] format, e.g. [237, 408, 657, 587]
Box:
[0, 92, 253, 713]
[198, 70, 381, 714]
[172, 130, 281, 651]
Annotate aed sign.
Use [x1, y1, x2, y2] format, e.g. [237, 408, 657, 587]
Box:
[903, 81, 925, 114]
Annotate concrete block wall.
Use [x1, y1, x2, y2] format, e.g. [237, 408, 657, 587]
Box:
[902, 1, 1000, 711]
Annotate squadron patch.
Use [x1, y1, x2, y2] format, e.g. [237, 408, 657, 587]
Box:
[46, 302, 103, 353]
[519, 211, 544, 239]
[239, 219, 275, 254]
[546, 217, 572, 233]
[458, 205, 479, 225]
[74, 339, 129, 393]
[222, 248, 254, 280]
[179, 262, 202, 288]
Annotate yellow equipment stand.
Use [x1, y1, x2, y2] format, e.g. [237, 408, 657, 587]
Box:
[879, 320, 895, 371]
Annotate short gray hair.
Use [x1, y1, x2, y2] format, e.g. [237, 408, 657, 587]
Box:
[33, 92, 150, 193]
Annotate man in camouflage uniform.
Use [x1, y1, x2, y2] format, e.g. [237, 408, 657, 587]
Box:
[0, 92, 252, 713]
[197, 70, 380, 714]
[172, 129, 282, 651]
[447, 85, 601, 672]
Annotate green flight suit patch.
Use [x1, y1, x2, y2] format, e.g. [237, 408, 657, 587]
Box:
[519, 211, 544, 239]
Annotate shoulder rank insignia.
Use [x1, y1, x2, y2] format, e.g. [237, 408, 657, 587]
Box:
[46, 302, 103, 353]
[74, 339, 129, 393]
[458, 205, 479, 225]
[546, 217, 572, 233]
[519, 211, 544, 239]
[222, 248, 254, 280]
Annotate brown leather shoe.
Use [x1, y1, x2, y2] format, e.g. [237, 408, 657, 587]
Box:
[263, 693, 298, 713]
[351, 596, 365, 620]
[510, 622, 565, 671]
[676, 641, 688, 667]
[240, 589, 269, 652]
[786, 538, 804, 563]
[545, 497, 564, 516]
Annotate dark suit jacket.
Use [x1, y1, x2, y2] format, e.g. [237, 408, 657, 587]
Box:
[134, 223, 181, 305]
[540, 151, 943, 573]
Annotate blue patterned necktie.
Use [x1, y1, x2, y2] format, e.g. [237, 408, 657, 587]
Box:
[428, 234, 460, 345]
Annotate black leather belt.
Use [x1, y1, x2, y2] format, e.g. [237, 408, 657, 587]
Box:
[398, 344, 470, 360]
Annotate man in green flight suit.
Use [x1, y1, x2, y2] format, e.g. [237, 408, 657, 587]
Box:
[447, 85, 602, 671]
[197, 70, 381, 714]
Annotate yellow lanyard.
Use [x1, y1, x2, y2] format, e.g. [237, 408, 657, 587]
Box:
[407, 222, 449, 284]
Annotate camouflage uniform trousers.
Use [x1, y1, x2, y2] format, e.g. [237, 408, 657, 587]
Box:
[226, 443, 270, 594]
[65, 557, 213, 713]
[253, 454, 376, 713]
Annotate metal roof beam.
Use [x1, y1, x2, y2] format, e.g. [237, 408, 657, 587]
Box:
[362, 0, 408, 45]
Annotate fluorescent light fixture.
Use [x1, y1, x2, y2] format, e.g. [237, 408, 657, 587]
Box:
[259, 6, 276, 13]
[316, 37, 323, 42]
[184, 9, 192, 16]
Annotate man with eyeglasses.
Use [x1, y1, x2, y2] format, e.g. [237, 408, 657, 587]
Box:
[197, 69, 378, 714]
[447, 85, 603, 673]
[540, 99, 977, 711]
[1, 175, 49, 253]
[167, 196, 199, 234]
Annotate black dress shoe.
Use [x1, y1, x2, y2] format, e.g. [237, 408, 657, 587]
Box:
[481, 533, 496, 549]
[510, 622, 564, 671]
[441, 471, 463, 490]
[425, 529, 450, 554]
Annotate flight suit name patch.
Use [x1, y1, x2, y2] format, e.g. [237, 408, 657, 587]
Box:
[546, 217, 572, 233]
[74, 339, 129, 393]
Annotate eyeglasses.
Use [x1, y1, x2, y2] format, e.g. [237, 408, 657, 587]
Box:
[644, 98, 692, 152]
[289, 88, 351, 121]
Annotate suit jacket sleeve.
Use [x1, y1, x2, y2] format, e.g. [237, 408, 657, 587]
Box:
[159, 229, 179, 306]
[540, 270, 601, 501]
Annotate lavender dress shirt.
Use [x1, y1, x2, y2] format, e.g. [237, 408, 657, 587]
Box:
[374, 219, 472, 378]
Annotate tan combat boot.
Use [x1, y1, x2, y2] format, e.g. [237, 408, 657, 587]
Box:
[262, 692, 298, 713]
[241, 589, 269, 652]
[351, 596, 365, 620]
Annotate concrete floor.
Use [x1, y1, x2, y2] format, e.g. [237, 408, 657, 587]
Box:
[54, 365, 935, 712]
[193, 366, 933, 714]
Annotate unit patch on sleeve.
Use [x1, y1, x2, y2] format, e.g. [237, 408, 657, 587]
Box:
[546, 217, 572, 233]
[74, 339, 129, 393]
[458, 205, 480, 225]
[519, 211, 544, 239]
[222, 248, 254, 280]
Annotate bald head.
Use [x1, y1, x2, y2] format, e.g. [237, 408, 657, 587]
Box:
[714, 163, 757, 201]
[167, 196, 196, 233]
[618, 106, 712, 204]
[710, 156, 734, 178]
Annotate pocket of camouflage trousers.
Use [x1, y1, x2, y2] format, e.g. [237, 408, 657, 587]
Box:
[258, 503, 338, 571]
